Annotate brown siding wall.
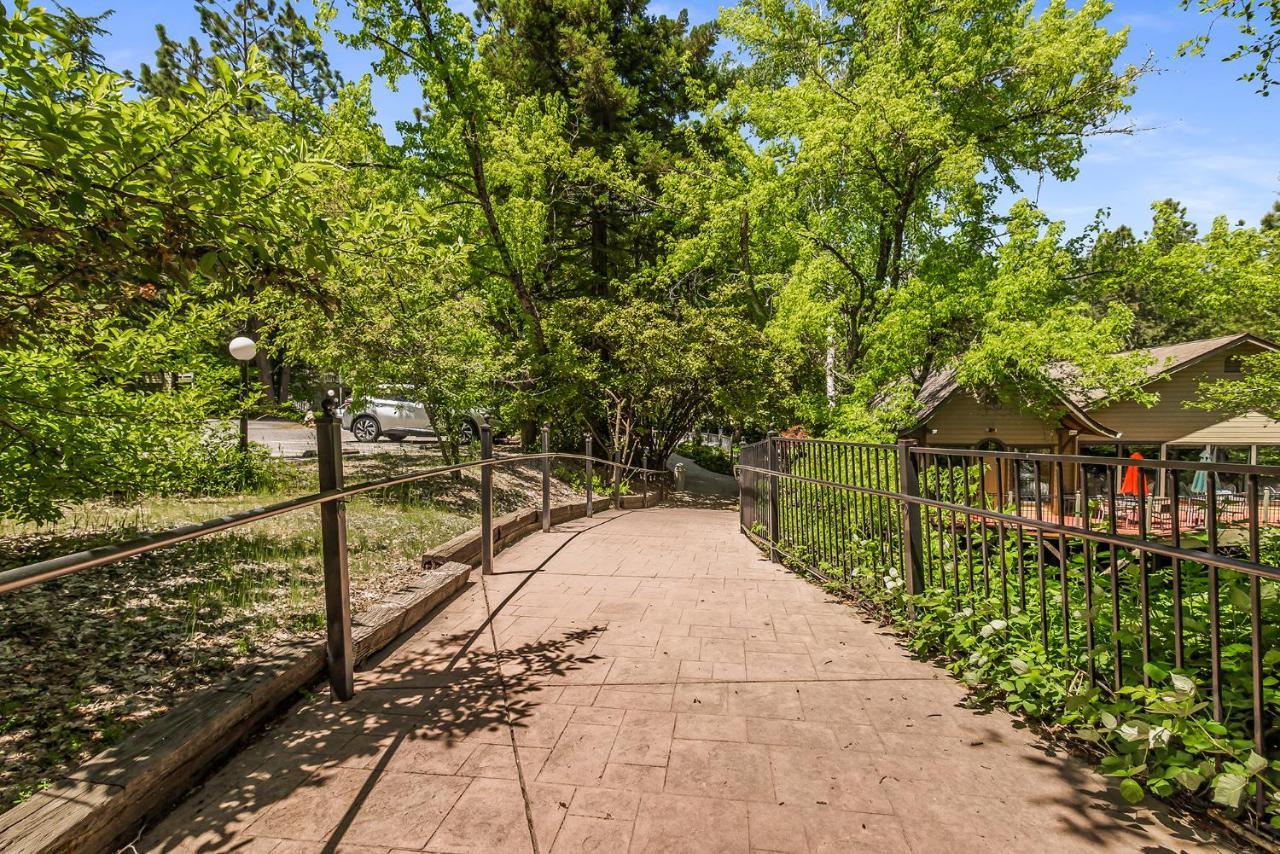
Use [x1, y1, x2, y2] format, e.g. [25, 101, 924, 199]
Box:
[923, 394, 1057, 447]
[1092, 343, 1280, 445]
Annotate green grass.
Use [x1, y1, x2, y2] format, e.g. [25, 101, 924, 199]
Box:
[0, 452, 520, 813]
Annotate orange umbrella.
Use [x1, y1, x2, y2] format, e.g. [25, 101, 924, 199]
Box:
[1120, 452, 1146, 496]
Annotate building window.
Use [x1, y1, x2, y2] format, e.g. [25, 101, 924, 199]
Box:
[1225, 355, 1243, 373]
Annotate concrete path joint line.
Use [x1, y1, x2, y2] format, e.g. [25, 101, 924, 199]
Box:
[138, 508, 1234, 854]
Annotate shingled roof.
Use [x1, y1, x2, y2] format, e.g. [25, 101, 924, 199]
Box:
[913, 331, 1278, 427]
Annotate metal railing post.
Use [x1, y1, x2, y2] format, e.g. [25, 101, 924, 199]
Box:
[613, 448, 622, 509]
[766, 431, 780, 563]
[316, 408, 354, 701]
[584, 433, 594, 517]
[642, 450, 649, 505]
[897, 438, 926, 614]
[238, 361, 251, 453]
[480, 422, 493, 574]
[541, 424, 551, 533]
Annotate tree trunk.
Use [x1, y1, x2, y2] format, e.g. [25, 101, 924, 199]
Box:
[825, 328, 838, 408]
[254, 349, 274, 404]
[278, 363, 292, 405]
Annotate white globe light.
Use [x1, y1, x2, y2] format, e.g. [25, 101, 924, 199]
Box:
[228, 336, 257, 361]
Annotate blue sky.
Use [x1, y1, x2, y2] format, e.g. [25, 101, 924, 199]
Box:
[71, 0, 1280, 237]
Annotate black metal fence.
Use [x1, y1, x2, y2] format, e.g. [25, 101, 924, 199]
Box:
[738, 434, 1280, 818]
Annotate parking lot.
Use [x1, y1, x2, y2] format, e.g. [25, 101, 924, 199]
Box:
[245, 419, 441, 458]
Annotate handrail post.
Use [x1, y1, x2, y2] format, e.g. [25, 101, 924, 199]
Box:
[480, 422, 493, 574]
[897, 438, 926, 616]
[613, 448, 622, 509]
[316, 407, 354, 701]
[767, 431, 780, 563]
[541, 424, 551, 533]
[584, 433, 594, 518]
[642, 450, 649, 505]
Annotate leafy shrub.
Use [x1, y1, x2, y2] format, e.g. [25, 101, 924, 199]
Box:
[893, 575, 1280, 824]
[164, 430, 301, 497]
[553, 464, 630, 496]
[675, 441, 734, 475]
[775, 497, 1280, 830]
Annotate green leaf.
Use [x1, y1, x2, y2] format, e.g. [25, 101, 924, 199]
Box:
[1119, 778, 1144, 804]
[1173, 769, 1203, 791]
[1212, 773, 1248, 809]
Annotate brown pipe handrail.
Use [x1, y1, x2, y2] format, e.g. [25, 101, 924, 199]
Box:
[733, 462, 1280, 581]
[3, 415, 670, 704]
[743, 435, 1280, 476]
[0, 450, 667, 596]
[736, 434, 1280, 821]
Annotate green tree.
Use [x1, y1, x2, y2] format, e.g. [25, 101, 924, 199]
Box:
[474, 0, 727, 293]
[342, 0, 775, 459]
[1260, 199, 1280, 230]
[137, 0, 342, 112]
[0, 0, 327, 521]
[269, 82, 501, 464]
[1195, 350, 1280, 417]
[135, 1, 344, 405]
[1181, 0, 1280, 94]
[50, 2, 114, 73]
[657, 0, 1142, 435]
[1080, 200, 1280, 348]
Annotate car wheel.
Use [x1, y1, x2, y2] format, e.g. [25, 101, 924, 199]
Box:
[350, 415, 380, 443]
[458, 419, 477, 445]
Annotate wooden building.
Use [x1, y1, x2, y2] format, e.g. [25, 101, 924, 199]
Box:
[903, 332, 1280, 498]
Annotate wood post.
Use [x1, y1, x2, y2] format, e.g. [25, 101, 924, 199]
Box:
[316, 410, 354, 701]
[584, 433, 594, 518]
[481, 422, 493, 574]
[642, 450, 649, 504]
[897, 438, 925, 611]
[612, 449, 622, 510]
[541, 424, 551, 533]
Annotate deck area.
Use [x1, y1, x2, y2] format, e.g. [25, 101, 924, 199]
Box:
[941, 498, 1276, 542]
[140, 508, 1229, 853]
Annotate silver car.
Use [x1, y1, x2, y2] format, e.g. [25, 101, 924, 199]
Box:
[338, 390, 483, 445]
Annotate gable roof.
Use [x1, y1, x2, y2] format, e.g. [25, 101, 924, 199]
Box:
[1124, 332, 1277, 382]
[911, 331, 1279, 432]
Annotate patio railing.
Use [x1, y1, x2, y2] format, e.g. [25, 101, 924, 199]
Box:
[737, 435, 1279, 819]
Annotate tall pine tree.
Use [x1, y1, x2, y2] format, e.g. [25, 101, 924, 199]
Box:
[473, 0, 728, 295]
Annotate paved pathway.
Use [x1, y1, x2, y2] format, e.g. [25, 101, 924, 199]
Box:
[667, 453, 738, 499]
[142, 509, 1229, 853]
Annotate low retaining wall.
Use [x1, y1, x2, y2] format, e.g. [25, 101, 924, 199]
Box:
[0, 493, 663, 853]
[0, 563, 469, 854]
[421, 492, 662, 569]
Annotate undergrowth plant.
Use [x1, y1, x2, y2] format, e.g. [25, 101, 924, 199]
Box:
[772, 452, 1280, 832]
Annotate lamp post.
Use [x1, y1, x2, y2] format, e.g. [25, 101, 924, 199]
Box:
[228, 336, 257, 453]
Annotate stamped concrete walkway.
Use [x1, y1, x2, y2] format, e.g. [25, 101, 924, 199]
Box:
[141, 508, 1229, 853]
